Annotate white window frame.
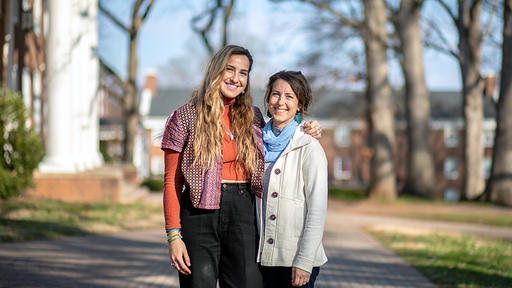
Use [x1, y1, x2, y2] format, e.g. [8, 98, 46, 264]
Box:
[483, 129, 495, 148]
[151, 155, 165, 176]
[334, 156, 352, 180]
[444, 157, 459, 180]
[444, 126, 458, 147]
[444, 188, 460, 202]
[483, 157, 492, 179]
[334, 126, 351, 147]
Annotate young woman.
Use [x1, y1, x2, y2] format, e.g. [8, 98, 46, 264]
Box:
[257, 71, 328, 288]
[161, 46, 321, 288]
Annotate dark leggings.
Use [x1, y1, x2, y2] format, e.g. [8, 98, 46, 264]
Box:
[178, 183, 263, 288]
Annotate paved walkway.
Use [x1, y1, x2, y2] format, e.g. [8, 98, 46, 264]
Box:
[0, 206, 444, 288]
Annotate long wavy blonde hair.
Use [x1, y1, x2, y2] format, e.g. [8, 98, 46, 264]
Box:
[192, 45, 260, 174]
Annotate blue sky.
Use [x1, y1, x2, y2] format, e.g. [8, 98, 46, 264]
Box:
[97, 0, 498, 92]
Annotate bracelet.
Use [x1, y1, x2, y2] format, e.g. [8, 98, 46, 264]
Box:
[166, 228, 180, 237]
[167, 233, 183, 244]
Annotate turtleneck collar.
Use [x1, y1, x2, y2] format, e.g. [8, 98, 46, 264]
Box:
[222, 96, 236, 106]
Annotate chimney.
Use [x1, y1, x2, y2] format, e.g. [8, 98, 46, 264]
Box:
[144, 73, 158, 97]
[140, 72, 158, 117]
[483, 73, 497, 100]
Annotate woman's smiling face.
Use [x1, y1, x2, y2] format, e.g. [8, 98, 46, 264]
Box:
[219, 55, 250, 99]
[268, 79, 300, 129]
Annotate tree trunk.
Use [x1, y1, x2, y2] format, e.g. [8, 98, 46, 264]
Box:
[122, 32, 139, 163]
[458, 1, 485, 200]
[396, 0, 435, 197]
[363, 0, 397, 200]
[488, 0, 512, 206]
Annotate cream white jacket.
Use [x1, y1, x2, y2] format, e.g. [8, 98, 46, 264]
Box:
[256, 124, 328, 273]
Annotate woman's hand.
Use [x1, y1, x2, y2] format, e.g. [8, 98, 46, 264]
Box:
[303, 120, 322, 139]
[168, 239, 191, 275]
[291, 267, 311, 287]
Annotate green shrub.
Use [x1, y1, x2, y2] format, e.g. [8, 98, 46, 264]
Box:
[0, 90, 45, 199]
[141, 176, 164, 192]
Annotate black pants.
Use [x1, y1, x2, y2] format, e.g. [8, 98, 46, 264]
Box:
[260, 266, 320, 288]
[178, 183, 262, 288]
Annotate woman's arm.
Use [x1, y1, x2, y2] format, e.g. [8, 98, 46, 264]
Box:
[163, 149, 191, 275]
[163, 149, 184, 229]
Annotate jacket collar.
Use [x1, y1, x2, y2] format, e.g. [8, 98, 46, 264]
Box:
[279, 124, 312, 157]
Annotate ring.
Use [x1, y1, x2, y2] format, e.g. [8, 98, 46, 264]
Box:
[170, 263, 176, 267]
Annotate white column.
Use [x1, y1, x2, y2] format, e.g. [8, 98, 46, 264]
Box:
[39, 0, 76, 173]
[87, 0, 103, 168]
[71, 0, 89, 171]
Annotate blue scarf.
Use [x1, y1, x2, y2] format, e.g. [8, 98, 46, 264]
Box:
[263, 119, 298, 162]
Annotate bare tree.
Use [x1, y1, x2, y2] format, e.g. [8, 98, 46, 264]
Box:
[290, 0, 397, 199]
[390, 0, 436, 197]
[191, 0, 235, 55]
[98, 0, 155, 163]
[427, 0, 498, 200]
[486, 0, 512, 206]
[362, 0, 397, 199]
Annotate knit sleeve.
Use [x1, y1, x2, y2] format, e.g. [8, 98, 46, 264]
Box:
[163, 149, 185, 229]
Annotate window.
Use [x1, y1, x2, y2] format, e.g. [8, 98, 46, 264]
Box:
[444, 188, 459, 202]
[334, 157, 352, 180]
[483, 129, 495, 148]
[335, 126, 351, 147]
[483, 157, 492, 179]
[444, 127, 458, 147]
[444, 157, 458, 179]
[151, 155, 164, 176]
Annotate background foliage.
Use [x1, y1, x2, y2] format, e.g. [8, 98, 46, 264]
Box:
[0, 90, 45, 199]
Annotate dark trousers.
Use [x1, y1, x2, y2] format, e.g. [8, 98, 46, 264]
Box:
[260, 266, 320, 288]
[178, 183, 263, 288]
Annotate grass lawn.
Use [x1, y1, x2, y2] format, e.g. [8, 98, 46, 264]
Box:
[0, 198, 163, 242]
[329, 188, 512, 228]
[368, 229, 512, 288]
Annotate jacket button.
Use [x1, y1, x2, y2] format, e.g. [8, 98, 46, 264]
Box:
[274, 168, 281, 175]
[268, 238, 274, 244]
[270, 214, 276, 220]
[271, 192, 278, 198]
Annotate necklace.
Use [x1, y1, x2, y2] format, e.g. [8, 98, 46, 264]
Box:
[224, 128, 234, 140]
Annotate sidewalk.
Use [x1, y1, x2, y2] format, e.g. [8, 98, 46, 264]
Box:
[0, 206, 439, 288]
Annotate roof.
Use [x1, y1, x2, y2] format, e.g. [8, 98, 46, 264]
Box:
[148, 88, 496, 121]
[149, 88, 267, 117]
[310, 90, 496, 120]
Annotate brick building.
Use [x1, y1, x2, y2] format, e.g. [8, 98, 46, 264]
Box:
[142, 87, 496, 201]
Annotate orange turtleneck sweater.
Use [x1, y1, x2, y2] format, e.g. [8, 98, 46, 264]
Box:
[221, 96, 249, 181]
[163, 96, 248, 229]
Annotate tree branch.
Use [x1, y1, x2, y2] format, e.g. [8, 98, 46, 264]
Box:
[222, 0, 235, 46]
[99, 57, 128, 89]
[191, 3, 221, 55]
[424, 17, 458, 56]
[482, 0, 498, 38]
[433, 0, 458, 25]
[300, 0, 363, 29]
[141, 0, 155, 22]
[424, 39, 459, 59]
[98, 1, 130, 34]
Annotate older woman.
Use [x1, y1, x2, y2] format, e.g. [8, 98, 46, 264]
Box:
[257, 71, 328, 288]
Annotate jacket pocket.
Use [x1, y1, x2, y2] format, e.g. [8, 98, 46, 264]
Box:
[294, 199, 306, 237]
